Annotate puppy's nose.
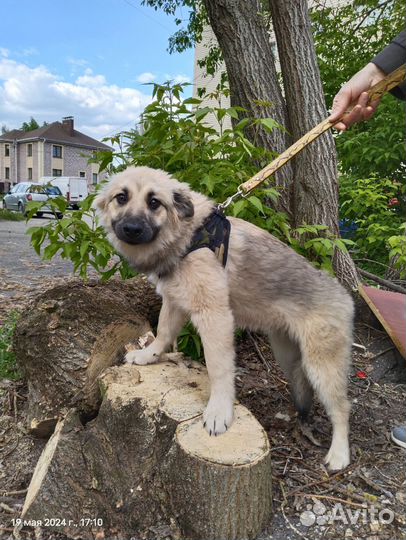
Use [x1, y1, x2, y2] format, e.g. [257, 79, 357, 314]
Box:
[123, 222, 143, 239]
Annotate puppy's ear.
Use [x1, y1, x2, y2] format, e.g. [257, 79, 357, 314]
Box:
[93, 189, 109, 212]
[173, 190, 194, 219]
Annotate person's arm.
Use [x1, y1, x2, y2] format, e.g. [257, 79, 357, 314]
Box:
[372, 30, 406, 101]
[329, 31, 406, 131]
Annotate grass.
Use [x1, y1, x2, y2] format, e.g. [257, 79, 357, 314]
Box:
[0, 311, 22, 380]
[0, 208, 25, 221]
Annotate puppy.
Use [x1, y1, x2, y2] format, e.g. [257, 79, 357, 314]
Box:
[95, 166, 354, 470]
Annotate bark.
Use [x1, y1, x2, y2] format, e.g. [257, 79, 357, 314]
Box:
[203, 0, 294, 214]
[269, 0, 338, 229]
[269, 0, 359, 288]
[13, 277, 161, 437]
[203, 0, 359, 288]
[22, 363, 272, 540]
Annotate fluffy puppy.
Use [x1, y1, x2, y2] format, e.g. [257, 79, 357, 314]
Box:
[95, 166, 354, 470]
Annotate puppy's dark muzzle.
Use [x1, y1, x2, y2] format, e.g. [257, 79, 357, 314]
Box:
[113, 218, 159, 245]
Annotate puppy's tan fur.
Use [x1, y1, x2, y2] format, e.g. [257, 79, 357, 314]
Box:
[95, 166, 354, 470]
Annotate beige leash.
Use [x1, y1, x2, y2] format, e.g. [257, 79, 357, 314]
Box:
[219, 64, 406, 209]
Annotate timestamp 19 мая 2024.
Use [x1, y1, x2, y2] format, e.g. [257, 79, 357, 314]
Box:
[12, 517, 104, 528]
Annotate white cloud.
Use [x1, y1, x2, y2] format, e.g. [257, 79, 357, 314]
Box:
[166, 74, 191, 85]
[0, 59, 152, 141]
[19, 47, 39, 57]
[137, 72, 156, 84]
[0, 48, 9, 58]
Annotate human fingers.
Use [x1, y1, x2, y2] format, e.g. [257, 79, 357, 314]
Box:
[329, 87, 352, 123]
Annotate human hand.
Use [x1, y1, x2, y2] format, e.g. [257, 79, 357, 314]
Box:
[329, 63, 386, 131]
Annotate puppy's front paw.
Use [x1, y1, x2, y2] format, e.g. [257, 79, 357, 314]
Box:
[125, 348, 159, 366]
[203, 395, 234, 436]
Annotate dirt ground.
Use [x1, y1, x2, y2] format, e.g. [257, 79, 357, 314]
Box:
[0, 218, 405, 540]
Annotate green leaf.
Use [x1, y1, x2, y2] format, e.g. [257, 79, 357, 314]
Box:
[248, 196, 263, 213]
[80, 241, 90, 259]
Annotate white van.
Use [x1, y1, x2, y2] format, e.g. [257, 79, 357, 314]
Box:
[39, 176, 89, 209]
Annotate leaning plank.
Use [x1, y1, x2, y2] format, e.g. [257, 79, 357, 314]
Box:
[21, 361, 272, 540]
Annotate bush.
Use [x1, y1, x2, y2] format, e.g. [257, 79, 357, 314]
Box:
[339, 175, 405, 275]
[0, 209, 26, 222]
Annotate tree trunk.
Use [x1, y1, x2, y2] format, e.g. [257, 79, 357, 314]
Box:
[203, 0, 294, 215]
[269, 0, 359, 287]
[268, 0, 338, 228]
[13, 277, 161, 437]
[22, 363, 272, 540]
[203, 0, 359, 288]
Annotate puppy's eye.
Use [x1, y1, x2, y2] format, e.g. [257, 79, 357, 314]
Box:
[148, 197, 161, 210]
[116, 192, 128, 205]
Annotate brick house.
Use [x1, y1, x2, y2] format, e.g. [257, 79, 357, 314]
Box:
[0, 117, 112, 193]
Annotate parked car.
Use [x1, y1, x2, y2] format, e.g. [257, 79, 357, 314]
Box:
[3, 182, 64, 218]
[39, 176, 88, 209]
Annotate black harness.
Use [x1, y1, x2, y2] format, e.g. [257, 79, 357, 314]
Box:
[185, 210, 231, 267]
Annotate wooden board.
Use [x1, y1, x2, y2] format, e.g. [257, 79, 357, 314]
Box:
[359, 284, 406, 358]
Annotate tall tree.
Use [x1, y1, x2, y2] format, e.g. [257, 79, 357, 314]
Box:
[202, 0, 294, 216]
[21, 117, 40, 132]
[202, 0, 358, 286]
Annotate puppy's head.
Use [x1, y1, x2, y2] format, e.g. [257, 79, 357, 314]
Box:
[94, 166, 194, 250]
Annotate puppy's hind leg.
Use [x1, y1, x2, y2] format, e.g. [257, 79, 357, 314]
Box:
[125, 296, 187, 365]
[269, 329, 314, 421]
[301, 334, 351, 471]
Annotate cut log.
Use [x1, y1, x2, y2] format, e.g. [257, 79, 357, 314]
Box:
[22, 360, 272, 540]
[13, 277, 161, 437]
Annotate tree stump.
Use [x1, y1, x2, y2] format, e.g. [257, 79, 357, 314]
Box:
[13, 277, 161, 437]
[21, 361, 272, 540]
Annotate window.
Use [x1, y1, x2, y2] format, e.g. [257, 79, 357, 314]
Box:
[79, 171, 86, 178]
[53, 145, 62, 158]
[52, 169, 62, 176]
[92, 173, 98, 185]
[5, 167, 10, 179]
[45, 186, 62, 196]
[27, 144, 33, 157]
[5, 144, 10, 157]
[28, 168, 33, 180]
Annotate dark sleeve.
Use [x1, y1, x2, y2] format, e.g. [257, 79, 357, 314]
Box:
[372, 30, 406, 100]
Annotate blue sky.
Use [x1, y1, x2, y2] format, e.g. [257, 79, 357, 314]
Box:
[0, 0, 194, 140]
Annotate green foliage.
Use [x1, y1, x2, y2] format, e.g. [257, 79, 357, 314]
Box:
[21, 117, 40, 132]
[311, 0, 405, 180]
[0, 209, 26, 221]
[142, 0, 206, 54]
[0, 311, 21, 381]
[387, 225, 406, 279]
[339, 175, 405, 272]
[289, 224, 354, 274]
[26, 195, 135, 281]
[177, 322, 202, 360]
[335, 97, 405, 180]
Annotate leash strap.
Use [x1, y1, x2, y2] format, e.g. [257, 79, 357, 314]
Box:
[236, 64, 406, 197]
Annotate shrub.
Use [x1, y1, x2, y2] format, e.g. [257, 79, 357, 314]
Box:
[339, 175, 405, 275]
